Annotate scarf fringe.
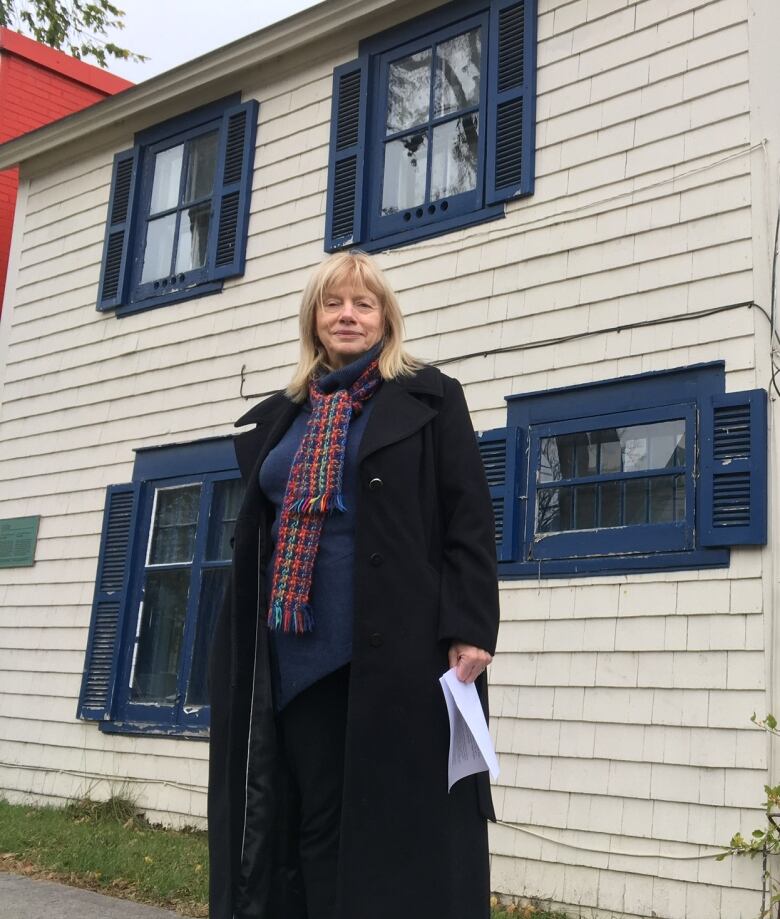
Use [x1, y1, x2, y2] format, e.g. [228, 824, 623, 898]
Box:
[290, 493, 347, 514]
[268, 598, 315, 634]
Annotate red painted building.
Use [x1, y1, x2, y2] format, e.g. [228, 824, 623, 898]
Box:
[0, 28, 132, 313]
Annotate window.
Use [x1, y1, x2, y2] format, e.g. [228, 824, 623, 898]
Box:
[96, 95, 258, 317]
[77, 438, 244, 735]
[479, 363, 768, 578]
[325, 0, 537, 252]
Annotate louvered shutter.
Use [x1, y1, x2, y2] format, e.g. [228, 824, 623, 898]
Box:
[486, 0, 537, 205]
[77, 483, 139, 721]
[96, 149, 138, 310]
[325, 58, 368, 251]
[477, 427, 523, 562]
[699, 389, 767, 546]
[210, 100, 259, 281]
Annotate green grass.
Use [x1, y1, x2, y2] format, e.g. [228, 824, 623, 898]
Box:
[0, 798, 567, 918]
[0, 798, 208, 916]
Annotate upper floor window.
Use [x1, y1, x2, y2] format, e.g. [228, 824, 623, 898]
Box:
[135, 127, 219, 297]
[325, 0, 537, 253]
[77, 438, 244, 736]
[96, 95, 258, 317]
[478, 363, 768, 578]
[374, 16, 486, 238]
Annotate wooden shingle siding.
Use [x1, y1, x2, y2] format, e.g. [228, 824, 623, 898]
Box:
[0, 0, 772, 914]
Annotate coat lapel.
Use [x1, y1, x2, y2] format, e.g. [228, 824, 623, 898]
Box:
[357, 378, 438, 463]
[234, 426, 268, 482]
[234, 392, 299, 485]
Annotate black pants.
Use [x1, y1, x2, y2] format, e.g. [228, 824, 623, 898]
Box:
[277, 665, 349, 919]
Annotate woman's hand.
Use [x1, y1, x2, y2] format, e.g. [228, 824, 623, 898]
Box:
[448, 642, 493, 683]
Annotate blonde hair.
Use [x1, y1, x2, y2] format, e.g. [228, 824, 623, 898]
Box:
[286, 251, 421, 402]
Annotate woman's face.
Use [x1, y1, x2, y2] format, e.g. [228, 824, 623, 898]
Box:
[316, 284, 384, 369]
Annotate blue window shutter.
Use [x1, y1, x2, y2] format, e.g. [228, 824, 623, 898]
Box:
[96, 149, 138, 310]
[477, 427, 524, 562]
[210, 100, 259, 281]
[699, 389, 767, 546]
[486, 0, 537, 205]
[77, 483, 140, 721]
[325, 58, 368, 251]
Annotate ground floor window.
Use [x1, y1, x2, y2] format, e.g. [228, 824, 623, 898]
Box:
[479, 362, 767, 578]
[78, 437, 243, 736]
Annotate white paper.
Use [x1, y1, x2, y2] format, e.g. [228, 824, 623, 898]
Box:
[439, 667, 500, 792]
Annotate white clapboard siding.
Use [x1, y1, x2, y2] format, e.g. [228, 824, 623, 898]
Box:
[0, 0, 771, 915]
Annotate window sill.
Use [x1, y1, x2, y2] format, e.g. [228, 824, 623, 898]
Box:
[114, 281, 223, 318]
[498, 547, 730, 579]
[98, 720, 209, 740]
[336, 204, 505, 254]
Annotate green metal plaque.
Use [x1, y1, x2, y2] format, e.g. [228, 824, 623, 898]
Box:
[0, 516, 40, 568]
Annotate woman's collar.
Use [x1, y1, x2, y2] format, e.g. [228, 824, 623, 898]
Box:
[315, 341, 383, 393]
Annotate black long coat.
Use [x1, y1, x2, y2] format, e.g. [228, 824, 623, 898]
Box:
[207, 365, 501, 919]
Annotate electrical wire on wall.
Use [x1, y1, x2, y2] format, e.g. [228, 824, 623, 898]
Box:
[768, 193, 780, 399]
[239, 141, 777, 404]
[373, 142, 766, 258]
[0, 759, 206, 794]
[240, 298, 774, 402]
[493, 819, 732, 862]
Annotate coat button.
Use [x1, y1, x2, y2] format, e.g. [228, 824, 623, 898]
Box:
[370, 552, 383, 566]
[369, 477, 383, 490]
[369, 632, 384, 647]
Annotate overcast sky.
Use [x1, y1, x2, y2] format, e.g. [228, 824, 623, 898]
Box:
[100, 0, 322, 83]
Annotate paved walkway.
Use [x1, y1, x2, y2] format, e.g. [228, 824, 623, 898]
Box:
[0, 873, 181, 918]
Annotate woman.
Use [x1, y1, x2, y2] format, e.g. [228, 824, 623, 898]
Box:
[208, 251, 500, 919]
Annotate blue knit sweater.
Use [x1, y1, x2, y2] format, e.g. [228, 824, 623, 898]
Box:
[259, 348, 380, 711]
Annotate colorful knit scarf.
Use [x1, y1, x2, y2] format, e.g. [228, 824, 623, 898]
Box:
[267, 356, 382, 633]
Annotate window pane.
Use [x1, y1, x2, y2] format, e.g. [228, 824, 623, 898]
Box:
[184, 131, 219, 202]
[540, 433, 597, 482]
[574, 484, 597, 529]
[618, 422, 682, 473]
[207, 478, 245, 561]
[186, 567, 229, 706]
[599, 433, 622, 474]
[536, 419, 688, 535]
[537, 485, 573, 533]
[434, 29, 481, 118]
[541, 421, 686, 483]
[648, 422, 686, 468]
[534, 410, 692, 543]
[674, 474, 686, 521]
[140, 213, 176, 283]
[539, 437, 561, 483]
[599, 481, 620, 527]
[175, 202, 211, 274]
[539, 475, 684, 534]
[430, 114, 478, 201]
[624, 478, 647, 525]
[621, 433, 649, 473]
[649, 477, 674, 523]
[149, 485, 201, 564]
[381, 132, 428, 214]
[576, 438, 598, 478]
[387, 49, 431, 134]
[131, 568, 189, 702]
[150, 145, 184, 214]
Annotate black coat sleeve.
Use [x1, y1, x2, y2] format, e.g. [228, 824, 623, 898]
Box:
[434, 374, 500, 655]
